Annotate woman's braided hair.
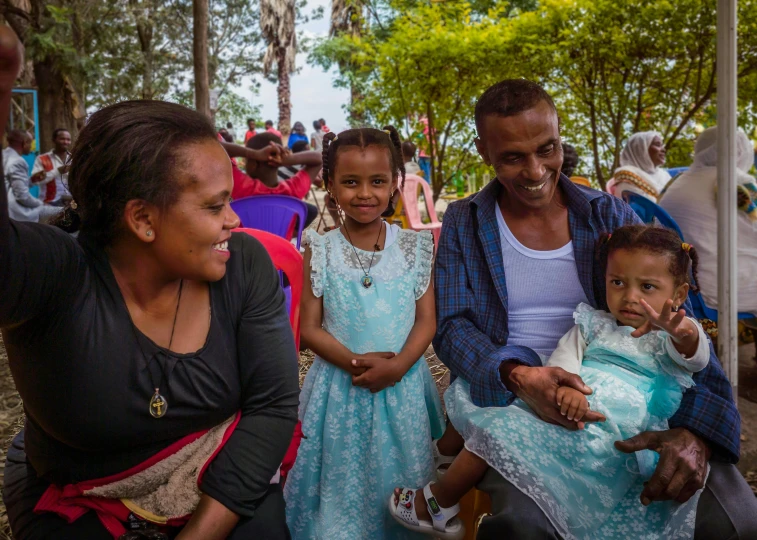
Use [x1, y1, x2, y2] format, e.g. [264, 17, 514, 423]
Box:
[51, 100, 217, 244]
[321, 125, 405, 217]
[596, 224, 700, 293]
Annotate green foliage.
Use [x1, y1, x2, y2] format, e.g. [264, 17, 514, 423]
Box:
[315, 0, 757, 191]
[314, 1, 521, 197]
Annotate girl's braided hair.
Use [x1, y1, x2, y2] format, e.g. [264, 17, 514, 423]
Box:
[321, 126, 405, 217]
[596, 224, 700, 293]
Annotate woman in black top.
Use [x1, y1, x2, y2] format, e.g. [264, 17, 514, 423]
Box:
[0, 30, 299, 539]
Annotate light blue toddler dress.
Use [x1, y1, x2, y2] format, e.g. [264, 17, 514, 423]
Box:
[284, 226, 445, 539]
[446, 303, 704, 539]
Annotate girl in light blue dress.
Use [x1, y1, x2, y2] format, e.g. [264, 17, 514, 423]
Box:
[284, 127, 445, 539]
[392, 225, 710, 540]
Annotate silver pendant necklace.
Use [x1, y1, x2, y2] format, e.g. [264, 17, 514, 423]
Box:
[342, 221, 384, 289]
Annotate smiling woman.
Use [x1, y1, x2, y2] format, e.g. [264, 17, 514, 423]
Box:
[0, 29, 298, 540]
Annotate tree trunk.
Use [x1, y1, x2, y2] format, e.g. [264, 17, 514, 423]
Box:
[33, 59, 82, 152]
[193, 0, 210, 116]
[131, 0, 155, 100]
[277, 46, 291, 136]
[350, 83, 365, 126]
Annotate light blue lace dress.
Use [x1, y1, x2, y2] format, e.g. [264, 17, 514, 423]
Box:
[446, 303, 704, 540]
[284, 226, 445, 539]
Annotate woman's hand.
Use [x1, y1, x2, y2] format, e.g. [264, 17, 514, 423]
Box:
[631, 299, 698, 357]
[0, 27, 21, 136]
[351, 354, 402, 392]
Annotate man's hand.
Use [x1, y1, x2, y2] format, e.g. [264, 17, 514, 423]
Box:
[614, 427, 710, 504]
[58, 164, 70, 174]
[351, 353, 401, 392]
[556, 386, 590, 422]
[30, 171, 46, 183]
[505, 365, 606, 430]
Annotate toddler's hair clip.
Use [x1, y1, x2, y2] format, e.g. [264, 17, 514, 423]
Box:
[384, 129, 391, 135]
[332, 134, 338, 141]
[682, 242, 692, 252]
[607, 233, 612, 239]
[70, 200, 78, 210]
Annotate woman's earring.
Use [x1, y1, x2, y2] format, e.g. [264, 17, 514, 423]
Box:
[146, 230, 153, 237]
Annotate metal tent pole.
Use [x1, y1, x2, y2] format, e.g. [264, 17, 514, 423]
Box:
[716, 0, 738, 398]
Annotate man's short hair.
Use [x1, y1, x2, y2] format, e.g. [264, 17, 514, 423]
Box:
[291, 140, 309, 153]
[7, 129, 29, 144]
[247, 118, 254, 124]
[265, 120, 274, 127]
[475, 79, 557, 135]
[52, 128, 70, 141]
[402, 141, 417, 159]
[246, 131, 282, 152]
[561, 143, 579, 177]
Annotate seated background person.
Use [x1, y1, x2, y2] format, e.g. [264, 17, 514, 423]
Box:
[661, 126, 757, 320]
[229, 132, 322, 229]
[608, 131, 670, 201]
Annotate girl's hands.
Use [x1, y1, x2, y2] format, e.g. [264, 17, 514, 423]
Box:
[351, 354, 403, 392]
[632, 299, 699, 356]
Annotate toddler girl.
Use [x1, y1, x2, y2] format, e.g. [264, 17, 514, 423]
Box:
[284, 127, 445, 538]
[391, 224, 710, 540]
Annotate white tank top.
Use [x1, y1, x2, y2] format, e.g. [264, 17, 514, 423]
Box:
[496, 208, 589, 357]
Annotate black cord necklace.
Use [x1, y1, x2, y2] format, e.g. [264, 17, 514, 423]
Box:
[342, 221, 384, 289]
[130, 279, 183, 419]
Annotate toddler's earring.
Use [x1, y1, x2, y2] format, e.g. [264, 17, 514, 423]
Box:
[146, 230, 153, 237]
[672, 304, 679, 312]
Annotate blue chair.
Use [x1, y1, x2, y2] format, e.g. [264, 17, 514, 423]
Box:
[622, 192, 753, 323]
[231, 194, 308, 249]
[666, 167, 689, 179]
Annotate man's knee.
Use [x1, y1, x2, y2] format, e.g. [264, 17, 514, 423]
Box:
[476, 468, 558, 540]
[695, 462, 757, 539]
[477, 510, 555, 540]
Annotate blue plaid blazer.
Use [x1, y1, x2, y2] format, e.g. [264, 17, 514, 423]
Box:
[433, 175, 740, 462]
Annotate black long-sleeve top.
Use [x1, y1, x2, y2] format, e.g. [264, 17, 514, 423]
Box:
[0, 181, 300, 517]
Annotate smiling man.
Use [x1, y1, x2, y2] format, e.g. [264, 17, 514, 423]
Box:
[433, 79, 757, 538]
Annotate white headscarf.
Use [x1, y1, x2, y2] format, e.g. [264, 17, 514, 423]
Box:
[690, 126, 754, 183]
[617, 131, 671, 192]
[620, 131, 662, 174]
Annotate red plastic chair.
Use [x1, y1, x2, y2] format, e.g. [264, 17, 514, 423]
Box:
[234, 228, 303, 347]
[234, 228, 303, 478]
[401, 174, 442, 249]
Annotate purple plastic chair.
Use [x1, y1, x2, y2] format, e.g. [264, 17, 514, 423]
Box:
[231, 195, 308, 249]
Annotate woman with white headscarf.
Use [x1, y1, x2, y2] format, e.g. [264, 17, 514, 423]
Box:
[660, 126, 757, 315]
[608, 131, 670, 200]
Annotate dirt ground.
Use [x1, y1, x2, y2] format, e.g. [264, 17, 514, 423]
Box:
[0, 336, 754, 539]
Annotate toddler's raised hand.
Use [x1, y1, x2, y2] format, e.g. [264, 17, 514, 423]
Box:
[556, 386, 590, 424]
[632, 299, 699, 357]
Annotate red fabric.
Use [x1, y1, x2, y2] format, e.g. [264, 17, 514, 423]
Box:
[266, 127, 282, 138]
[231, 164, 311, 201]
[37, 153, 57, 203]
[244, 130, 256, 143]
[34, 414, 241, 538]
[233, 228, 305, 479]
